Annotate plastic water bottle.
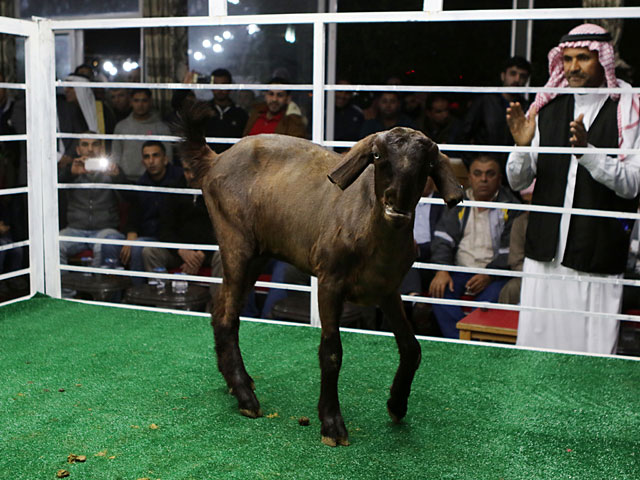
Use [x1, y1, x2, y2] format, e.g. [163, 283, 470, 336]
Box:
[102, 257, 118, 270]
[172, 273, 188, 295]
[152, 267, 167, 291]
[80, 256, 93, 276]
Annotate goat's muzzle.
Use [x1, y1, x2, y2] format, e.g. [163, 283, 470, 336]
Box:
[383, 202, 412, 226]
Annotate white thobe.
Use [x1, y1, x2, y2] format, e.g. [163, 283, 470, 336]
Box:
[506, 93, 640, 354]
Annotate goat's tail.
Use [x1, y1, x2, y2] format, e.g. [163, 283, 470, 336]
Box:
[179, 101, 218, 184]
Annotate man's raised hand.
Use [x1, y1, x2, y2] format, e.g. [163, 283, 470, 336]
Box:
[506, 102, 537, 146]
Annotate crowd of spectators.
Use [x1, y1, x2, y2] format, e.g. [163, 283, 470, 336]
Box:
[1, 23, 636, 356]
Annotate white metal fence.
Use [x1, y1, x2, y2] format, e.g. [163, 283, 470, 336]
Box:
[2, 4, 640, 340]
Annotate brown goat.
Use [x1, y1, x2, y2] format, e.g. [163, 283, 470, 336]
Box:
[181, 102, 463, 447]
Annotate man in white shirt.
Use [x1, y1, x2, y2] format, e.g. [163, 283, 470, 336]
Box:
[429, 155, 520, 338]
[506, 23, 640, 354]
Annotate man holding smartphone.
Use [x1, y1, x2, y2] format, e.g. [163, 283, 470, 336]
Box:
[58, 132, 127, 267]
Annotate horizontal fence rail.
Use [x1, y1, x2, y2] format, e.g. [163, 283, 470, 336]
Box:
[47, 7, 640, 31]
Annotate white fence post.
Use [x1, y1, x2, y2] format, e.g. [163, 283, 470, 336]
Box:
[309, 20, 327, 328]
[423, 0, 444, 11]
[209, 0, 228, 17]
[325, 0, 338, 145]
[25, 18, 60, 297]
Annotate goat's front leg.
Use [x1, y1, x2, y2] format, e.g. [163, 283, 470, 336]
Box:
[380, 293, 421, 423]
[317, 284, 349, 447]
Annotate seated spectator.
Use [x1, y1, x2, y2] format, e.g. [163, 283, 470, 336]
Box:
[498, 180, 534, 305]
[206, 68, 248, 152]
[171, 68, 247, 153]
[403, 92, 426, 124]
[120, 141, 183, 281]
[58, 134, 126, 267]
[429, 154, 520, 338]
[109, 88, 132, 123]
[359, 91, 416, 138]
[400, 178, 445, 295]
[460, 56, 531, 189]
[334, 79, 364, 145]
[57, 73, 116, 167]
[141, 159, 215, 275]
[460, 56, 531, 151]
[112, 88, 173, 182]
[0, 199, 23, 277]
[422, 94, 462, 145]
[243, 77, 307, 138]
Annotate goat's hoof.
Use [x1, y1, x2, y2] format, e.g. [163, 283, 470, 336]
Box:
[387, 408, 401, 424]
[240, 407, 263, 419]
[321, 435, 350, 447]
[320, 414, 349, 447]
[387, 399, 407, 424]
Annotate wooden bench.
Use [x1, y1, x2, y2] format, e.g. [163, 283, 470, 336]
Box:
[456, 308, 519, 344]
[456, 308, 640, 351]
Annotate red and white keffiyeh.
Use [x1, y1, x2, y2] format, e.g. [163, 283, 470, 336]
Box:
[529, 23, 640, 159]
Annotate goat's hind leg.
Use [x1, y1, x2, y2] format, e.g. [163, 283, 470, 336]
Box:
[212, 254, 268, 418]
[380, 293, 421, 423]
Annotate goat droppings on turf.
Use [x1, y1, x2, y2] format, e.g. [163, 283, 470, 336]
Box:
[298, 416, 310, 426]
[67, 454, 86, 463]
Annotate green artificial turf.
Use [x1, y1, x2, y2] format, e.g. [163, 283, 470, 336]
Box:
[1, 294, 639, 479]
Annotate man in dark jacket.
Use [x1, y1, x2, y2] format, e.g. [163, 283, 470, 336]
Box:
[141, 160, 215, 275]
[428, 154, 520, 338]
[334, 79, 364, 145]
[460, 56, 531, 183]
[58, 134, 127, 267]
[359, 91, 416, 138]
[171, 68, 248, 153]
[120, 141, 183, 277]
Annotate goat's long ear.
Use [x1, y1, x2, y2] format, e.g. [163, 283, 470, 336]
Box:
[431, 152, 464, 208]
[327, 133, 376, 190]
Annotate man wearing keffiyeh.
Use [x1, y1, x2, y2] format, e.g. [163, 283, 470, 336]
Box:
[505, 23, 640, 354]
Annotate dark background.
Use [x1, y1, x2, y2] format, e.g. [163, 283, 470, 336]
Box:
[336, 0, 640, 87]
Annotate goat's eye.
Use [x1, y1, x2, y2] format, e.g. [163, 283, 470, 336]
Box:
[372, 152, 380, 160]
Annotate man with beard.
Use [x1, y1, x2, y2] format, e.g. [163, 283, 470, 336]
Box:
[120, 141, 183, 278]
[58, 133, 126, 267]
[173, 68, 248, 153]
[462, 56, 531, 149]
[506, 24, 640, 354]
[461, 56, 531, 185]
[428, 154, 519, 338]
[112, 88, 173, 182]
[141, 158, 215, 276]
[204, 68, 248, 153]
[243, 77, 306, 138]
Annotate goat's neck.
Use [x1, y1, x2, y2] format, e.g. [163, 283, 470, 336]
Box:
[368, 201, 415, 250]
